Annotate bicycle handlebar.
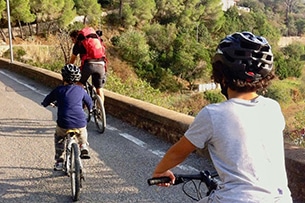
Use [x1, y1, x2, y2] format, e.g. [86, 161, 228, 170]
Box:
[148, 170, 219, 189]
[148, 170, 219, 200]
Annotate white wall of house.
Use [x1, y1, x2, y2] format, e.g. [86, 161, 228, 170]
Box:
[222, 0, 236, 11]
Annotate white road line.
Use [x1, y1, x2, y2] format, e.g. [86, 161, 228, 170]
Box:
[0, 70, 47, 96]
[1, 69, 198, 172]
[119, 133, 147, 148]
[119, 131, 198, 172]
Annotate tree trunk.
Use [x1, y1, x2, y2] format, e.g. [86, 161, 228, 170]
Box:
[18, 20, 24, 39]
[119, 0, 123, 18]
[11, 27, 15, 40]
[0, 28, 6, 42]
[28, 23, 33, 36]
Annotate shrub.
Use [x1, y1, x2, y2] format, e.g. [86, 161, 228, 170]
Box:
[116, 29, 150, 63]
[204, 90, 225, 104]
[264, 79, 302, 106]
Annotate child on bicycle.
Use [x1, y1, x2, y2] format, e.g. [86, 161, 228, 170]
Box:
[41, 64, 93, 171]
[151, 32, 293, 203]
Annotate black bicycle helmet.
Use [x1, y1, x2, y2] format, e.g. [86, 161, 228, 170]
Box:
[213, 31, 273, 82]
[61, 64, 81, 83]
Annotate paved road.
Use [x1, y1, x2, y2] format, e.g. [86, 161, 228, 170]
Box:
[0, 68, 214, 203]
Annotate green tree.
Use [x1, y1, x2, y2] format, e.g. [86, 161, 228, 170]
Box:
[170, 33, 211, 89]
[154, 0, 185, 24]
[58, 0, 76, 28]
[144, 23, 177, 56]
[121, 0, 156, 28]
[220, 6, 243, 36]
[0, 0, 8, 41]
[197, 0, 224, 33]
[295, 18, 305, 35]
[274, 43, 305, 79]
[132, 0, 156, 27]
[238, 0, 265, 13]
[30, 0, 65, 34]
[121, 3, 136, 28]
[73, 0, 102, 25]
[116, 29, 150, 63]
[10, 0, 35, 39]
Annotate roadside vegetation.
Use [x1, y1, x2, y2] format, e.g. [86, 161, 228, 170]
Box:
[1, 0, 305, 147]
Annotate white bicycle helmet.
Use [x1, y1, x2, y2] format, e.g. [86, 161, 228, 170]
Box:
[61, 64, 81, 82]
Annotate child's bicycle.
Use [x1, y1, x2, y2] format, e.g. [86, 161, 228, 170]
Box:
[63, 129, 87, 202]
[84, 80, 106, 133]
[147, 170, 220, 201]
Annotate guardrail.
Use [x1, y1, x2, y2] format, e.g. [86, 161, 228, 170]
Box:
[0, 58, 304, 202]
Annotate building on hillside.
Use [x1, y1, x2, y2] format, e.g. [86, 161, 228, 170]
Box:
[221, 0, 250, 13]
[222, 0, 236, 11]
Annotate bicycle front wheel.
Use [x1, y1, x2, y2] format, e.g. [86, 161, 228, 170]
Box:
[70, 143, 81, 201]
[94, 95, 106, 133]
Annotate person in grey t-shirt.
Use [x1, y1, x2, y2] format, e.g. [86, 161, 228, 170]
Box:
[151, 31, 293, 203]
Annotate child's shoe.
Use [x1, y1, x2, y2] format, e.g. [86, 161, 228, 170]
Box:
[80, 144, 90, 159]
[54, 161, 64, 171]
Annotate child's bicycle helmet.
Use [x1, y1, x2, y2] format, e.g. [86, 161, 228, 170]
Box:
[213, 31, 273, 82]
[61, 64, 81, 83]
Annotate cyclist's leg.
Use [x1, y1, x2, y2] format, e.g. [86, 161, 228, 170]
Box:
[77, 126, 90, 159]
[79, 62, 92, 86]
[54, 126, 66, 170]
[91, 63, 106, 100]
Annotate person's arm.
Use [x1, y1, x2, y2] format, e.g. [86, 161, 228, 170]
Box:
[83, 90, 93, 111]
[69, 54, 77, 64]
[69, 43, 80, 64]
[152, 136, 196, 186]
[41, 89, 57, 107]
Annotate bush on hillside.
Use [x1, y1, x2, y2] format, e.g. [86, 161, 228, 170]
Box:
[264, 79, 303, 106]
[204, 90, 225, 104]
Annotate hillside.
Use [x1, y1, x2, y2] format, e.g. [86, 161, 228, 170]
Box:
[6, 32, 305, 141]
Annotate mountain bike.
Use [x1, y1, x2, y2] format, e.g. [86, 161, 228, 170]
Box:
[147, 170, 220, 201]
[64, 129, 86, 202]
[84, 80, 106, 133]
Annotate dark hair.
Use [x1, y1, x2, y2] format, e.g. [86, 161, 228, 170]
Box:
[69, 30, 79, 39]
[212, 61, 274, 93]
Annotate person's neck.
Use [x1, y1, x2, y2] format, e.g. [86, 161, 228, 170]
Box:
[228, 88, 258, 100]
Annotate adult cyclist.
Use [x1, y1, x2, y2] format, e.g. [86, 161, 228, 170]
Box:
[151, 31, 293, 203]
[69, 28, 106, 100]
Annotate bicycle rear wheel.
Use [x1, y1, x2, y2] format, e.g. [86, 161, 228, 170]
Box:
[94, 95, 106, 133]
[70, 143, 81, 201]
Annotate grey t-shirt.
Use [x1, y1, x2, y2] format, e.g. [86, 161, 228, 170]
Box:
[185, 96, 292, 203]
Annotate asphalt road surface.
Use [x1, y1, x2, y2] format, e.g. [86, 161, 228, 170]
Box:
[0, 68, 214, 203]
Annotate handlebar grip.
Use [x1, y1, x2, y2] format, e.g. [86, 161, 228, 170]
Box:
[147, 177, 171, 186]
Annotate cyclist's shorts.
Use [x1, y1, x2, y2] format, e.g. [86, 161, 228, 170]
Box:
[80, 61, 106, 88]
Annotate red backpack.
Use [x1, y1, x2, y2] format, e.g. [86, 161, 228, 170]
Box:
[78, 27, 106, 67]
